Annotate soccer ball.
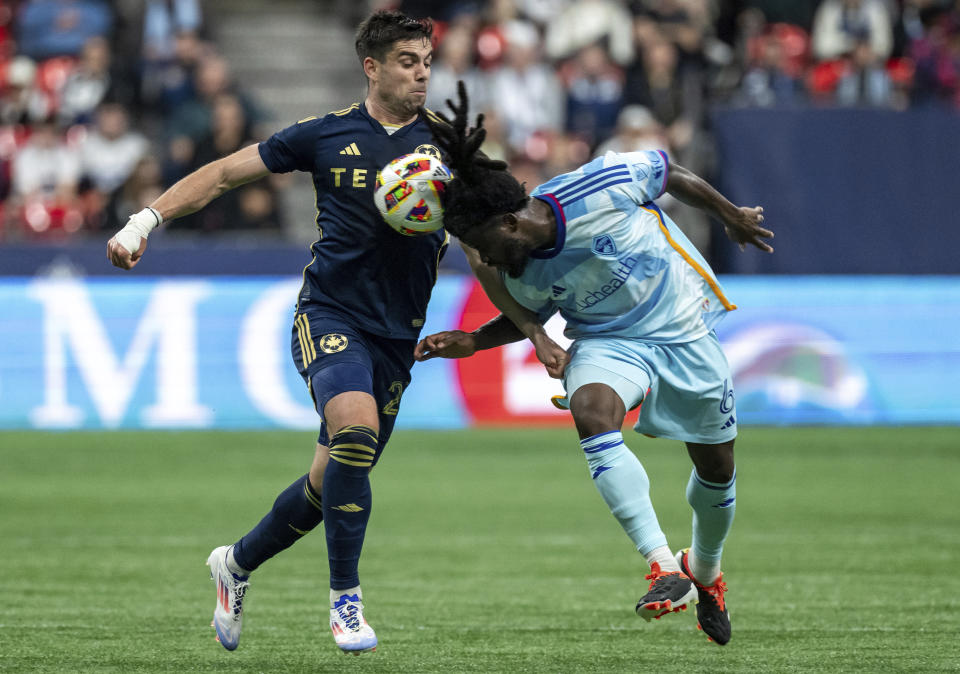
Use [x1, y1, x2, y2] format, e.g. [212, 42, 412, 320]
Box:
[374, 153, 451, 236]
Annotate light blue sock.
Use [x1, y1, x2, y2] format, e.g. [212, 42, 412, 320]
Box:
[580, 431, 667, 555]
[685, 468, 736, 566]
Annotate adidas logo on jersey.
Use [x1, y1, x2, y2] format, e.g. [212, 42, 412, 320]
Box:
[339, 142, 361, 156]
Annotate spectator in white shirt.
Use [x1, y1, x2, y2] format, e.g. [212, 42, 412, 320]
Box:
[544, 0, 635, 65]
[12, 119, 80, 202]
[486, 20, 564, 154]
[78, 102, 149, 195]
[812, 0, 893, 61]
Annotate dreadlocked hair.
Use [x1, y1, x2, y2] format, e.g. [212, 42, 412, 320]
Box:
[421, 82, 528, 238]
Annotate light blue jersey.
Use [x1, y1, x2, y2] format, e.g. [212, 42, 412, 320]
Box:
[504, 150, 736, 344]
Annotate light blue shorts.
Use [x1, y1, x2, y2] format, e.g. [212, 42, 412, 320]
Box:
[563, 331, 737, 444]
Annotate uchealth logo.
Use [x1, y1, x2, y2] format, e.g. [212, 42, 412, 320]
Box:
[573, 255, 638, 310]
[454, 282, 572, 424]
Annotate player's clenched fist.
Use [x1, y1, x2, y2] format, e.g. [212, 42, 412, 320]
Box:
[530, 331, 568, 379]
[106, 207, 162, 270]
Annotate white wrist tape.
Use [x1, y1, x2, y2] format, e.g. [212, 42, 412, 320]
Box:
[115, 207, 162, 255]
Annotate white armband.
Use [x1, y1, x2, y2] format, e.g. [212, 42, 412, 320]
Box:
[115, 207, 163, 255]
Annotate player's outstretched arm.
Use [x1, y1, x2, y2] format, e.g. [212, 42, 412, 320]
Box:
[415, 315, 526, 362]
[107, 144, 272, 270]
[460, 241, 568, 378]
[665, 161, 774, 253]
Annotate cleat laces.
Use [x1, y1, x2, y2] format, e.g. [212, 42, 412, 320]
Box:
[644, 562, 678, 588]
[228, 579, 249, 617]
[703, 579, 727, 611]
[644, 563, 677, 586]
[336, 602, 362, 631]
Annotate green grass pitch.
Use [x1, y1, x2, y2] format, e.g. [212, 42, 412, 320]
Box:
[1, 427, 958, 673]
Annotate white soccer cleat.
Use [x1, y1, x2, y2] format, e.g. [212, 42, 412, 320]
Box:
[207, 545, 249, 651]
[330, 592, 377, 654]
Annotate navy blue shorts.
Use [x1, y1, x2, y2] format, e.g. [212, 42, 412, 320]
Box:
[291, 308, 414, 462]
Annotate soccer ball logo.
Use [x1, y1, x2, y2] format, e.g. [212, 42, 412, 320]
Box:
[374, 152, 451, 236]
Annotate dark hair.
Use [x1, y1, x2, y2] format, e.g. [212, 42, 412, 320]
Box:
[421, 82, 527, 238]
[354, 10, 433, 63]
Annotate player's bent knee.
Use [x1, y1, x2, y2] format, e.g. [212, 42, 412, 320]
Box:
[328, 425, 379, 471]
[699, 465, 734, 484]
[574, 413, 618, 439]
[570, 384, 626, 439]
[323, 391, 380, 436]
[687, 440, 735, 483]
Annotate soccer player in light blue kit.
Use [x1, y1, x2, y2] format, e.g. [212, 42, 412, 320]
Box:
[415, 86, 773, 645]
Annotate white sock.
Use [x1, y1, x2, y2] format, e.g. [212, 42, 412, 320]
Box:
[226, 545, 250, 577]
[330, 585, 362, 607]
[688, 550, 721, 586]
[644, 545, 681, 573]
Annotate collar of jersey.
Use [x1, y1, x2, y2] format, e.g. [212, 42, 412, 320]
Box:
[530, 194, 566, 259]
[359, 102, 418, 137]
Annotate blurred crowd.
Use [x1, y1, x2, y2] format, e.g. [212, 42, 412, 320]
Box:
[1, 0, 959, 245]
[0, 0, 283, 243]
[397, 0, 960, 252]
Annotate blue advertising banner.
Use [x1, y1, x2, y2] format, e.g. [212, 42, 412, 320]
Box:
[717, 277, 960, 424]
[0, 276, 472, 430]
[0, 276, 957, 429]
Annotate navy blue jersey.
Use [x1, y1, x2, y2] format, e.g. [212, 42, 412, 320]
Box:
[259, 103, 449, 339]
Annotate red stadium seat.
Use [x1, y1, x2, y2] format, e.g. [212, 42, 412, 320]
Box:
[475, 25, 507, 70]
[808, 59, 849, 97]
[18, 198, 84, 238]
[886, 57, 915, 87]
[430, 20, 448, 49]
[36, 56, 76, 93]
[0, 4, 10, 57]
[748, 23, 811, 79]
[771, 23, 811, 79]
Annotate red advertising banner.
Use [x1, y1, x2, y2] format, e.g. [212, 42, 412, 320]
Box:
[454, 281, 572, 426]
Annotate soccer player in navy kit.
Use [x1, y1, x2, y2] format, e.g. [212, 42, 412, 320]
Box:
[107, 11, 450, 654]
